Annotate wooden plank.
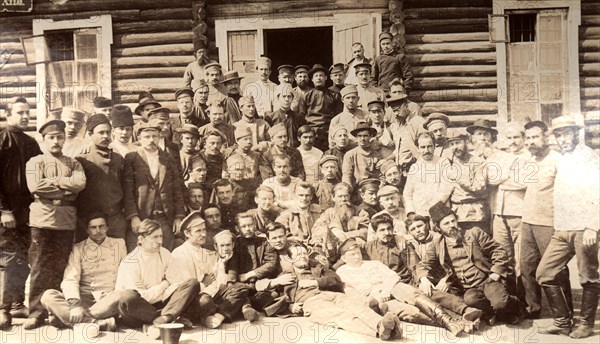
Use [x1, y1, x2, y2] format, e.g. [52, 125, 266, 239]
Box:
[404, 18, 488, 34]
[404, 7, 490, 19]
[119, 92, 178, 102]
[582, 98, 600, 110]
[579, 39, 600, 52]
[404, 0, 492, 9]
[582, 76, 600, 88]
[208, 0, 388, 18]
[405, 41, 495, 54]
[113, 20, 192, 34]
[113, 66, 187, 79]
[0, 63, 36, 76]
[413, 76, 497, 89]
[420, 101, 498, 115]
[581, 87, 600, 99]
[406, 32, 489, 44]
[113, 43, 194, 57]
[580, 26, 600, 39]
[113, 56, 192, 69]
[0, 75, 36, 85]
[582, 15, 600, 26]
[582, 2, 600, 15]
[113, 32, 194, 48]
[409, 52, 496, 66]
[446, 114, 497, 128]
[139, 8, 192, 21]
[580, 63, 600, 77]
[2, 0, 193, 15]
[113, 78, 184, 93]
[580, 52, 600, 64]
[412, 65, 496, 77]
[410, 88, 497, 102]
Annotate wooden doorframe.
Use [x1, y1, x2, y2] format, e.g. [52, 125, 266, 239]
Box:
[492, 0, 581, 128]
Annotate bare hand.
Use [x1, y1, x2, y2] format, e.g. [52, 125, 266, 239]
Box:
[395, 236, 406, 251]
[489, 273, 501, 282]
[273, 273, 296, 287]
[202, 273, 215, 286]
[0, 212, 16, 229]
[130, 216, 141, 232]
[298, 279, 317, 289]
[69, 306, 87, 324]
[173, 218, 182, 234]
[419, 278, 434, 297]
[290, 302, 303, 314]
[583, 229, 598, 248]
[435, 283, 450, 293]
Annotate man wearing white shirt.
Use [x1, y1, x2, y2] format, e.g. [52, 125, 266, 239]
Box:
[328, 85, 369, 147]
[40, 213, 126, 330]
[536, 116, 600, 339]
[166, 212, 250, 329]
[244, 56, 277, 118]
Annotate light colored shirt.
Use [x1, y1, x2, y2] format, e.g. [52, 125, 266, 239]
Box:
[110, 140, 136, 157]
[261, 176, 301, 209]
[522, 149, 562, 226]
[554, 144, 600, 231]
[403, 155, 449, 215]
[328, 108, 369, 146]
[145, 149, 159, 178]
[61, 237, 127, 301]
[232, 117, 271, 147]
[115, 247, 172, 304]
[298, 146, 323, 185]
[342, 147, 384, 188]
[337, 260, 399, 297]
[356, 84, 385, 111]
[166, 241, 225, 297]
[243, 79, 277, 118]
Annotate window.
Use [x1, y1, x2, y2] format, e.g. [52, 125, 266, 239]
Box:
[32, 15, 112, 125]
[509, 13, 536, 42]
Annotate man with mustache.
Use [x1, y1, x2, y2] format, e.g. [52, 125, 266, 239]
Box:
[175, 124, 200, 184]
[304, 64, 343, 151]
[437, 130, 490, 234]
[24, 119, 86, 329]
[183, 38, 215, 88]
[243, 57, 277, 118]
[328, 63, 346, 93]
[277, 65, 306, 117]
[264, 83, 307, 148]
[422, 112, 450, 159]
[75, 114, 126, 242]
[404, 132, 449, 217]
[417, 202, 522, 325]
[369, 185, 407, 241]
[171, 88, 207, 145]
[342, 122, 384, 189]
[123, 123, 186, 252]
[220, 70, 244, 123]
[232, 96, 271, 151]
[292, 65, 312, 116]
[328, 85, 369, 147]
[199, 104, 236, 148]
[519, 120, 571, 321]
[535, 116, 599, 339]
[0, 97, 42, 328]
[109, 105, 137, 157]
[60, 107, 87, 158]
[389, 92, 426, 170]
[354, 62, 385, 112]
[372, 32, 413, 94]
[276, 182, 323, 242]
[344, 42, 372, 86]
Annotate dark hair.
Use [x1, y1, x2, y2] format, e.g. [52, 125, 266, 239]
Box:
[273, 154, 291, 165]
[135, 219, 162, 237]
[265, 222, 288, 238]
[297, 125, 314, 138]
[416, 131, 435, 144]
[86, 211, 108, 227]
[213, 178, 233, 190]
[405, 214, 431, 230]
[235, 212, 255, 227]
[286, 241, 308, 257]
[202, 203, 221, 217]
[203, 130, 224, 144]
[7, 97, 28, 113]
[187, 182, 204, 191]
[293, 181, 314, 194]
[370, 213, 394, 231]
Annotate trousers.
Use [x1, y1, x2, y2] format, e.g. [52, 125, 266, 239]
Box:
[0, 225, 30, 309]
[41, 289, 123, 326]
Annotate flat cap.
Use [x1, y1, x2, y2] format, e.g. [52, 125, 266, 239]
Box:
[179, 211, 205, 233]
[136, 122, 162, 136]
[340, 85, 358, 98]
[354, 62, 372, 72]
[204, 62, 222, 71]
[338, 238, 360, 256]
[147, 107, 171, 120]
[379, 31, 393, 42]
[234, 126, 253, 140]
[60, 107, 86, 121]
[319, 154, 340, 166]
[379, 159, 398, 174]
[294, 65, 310, 74]
[367, 100, 385, 110]
[277, 64, 294, 74]
[423, 113, 450, 130]
[268, 123, 287, 137]
[39, 119, 66, 136]
[446, 129, 469, 142]
[175, 123, 200, 137]
[175, 88, 194, 99]
[238, 95, 255, 108]
[329, 63, 345, 74]
[377, 185, 400, 198]
[358, 178, 380, 191]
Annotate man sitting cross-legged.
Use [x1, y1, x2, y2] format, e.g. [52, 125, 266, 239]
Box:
[256, 227, 401, 340]
[40, 213, 126, 331]
[166, 212, 250, 329]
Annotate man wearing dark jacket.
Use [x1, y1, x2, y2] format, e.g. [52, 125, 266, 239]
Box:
[0, 97, 42, 328]
[372, 32, 413, 94]
[418, 202, 523, 325]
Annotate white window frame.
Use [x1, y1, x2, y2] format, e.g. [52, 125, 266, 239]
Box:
[493, 1, 581, 127]
[214, 13, 381, 78]
[33, 15, 113, 128]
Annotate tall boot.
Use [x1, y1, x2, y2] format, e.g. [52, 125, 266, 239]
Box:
[557, 268, 574, 318]
[569, 286, 599, 339]
[539, 285, 572, 335]
[0, 269, 12, 329]
[414, 295, 465, 336]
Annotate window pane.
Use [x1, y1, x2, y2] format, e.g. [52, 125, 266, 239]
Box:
[46, 31, 74, 61]
[47, 61, 74, 87]
[76, 89, 98, 113]
[76, 34, 97, 59]
[538, 15, 562, 42]
[539, 74, 563, 101]
[228, 31, 256, 70]
[509, 13, 536, 42]
[77, 62, 98, 84]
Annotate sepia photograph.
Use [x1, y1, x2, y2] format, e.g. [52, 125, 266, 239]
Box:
[0, 0, 599, 343]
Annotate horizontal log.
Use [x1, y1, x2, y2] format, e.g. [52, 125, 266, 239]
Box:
[580, 26, 600, 39]
[0, 75, 36, 85]
[580, 87, 600, 99]
[412, 65, 497, 77]
[413, 76, 497, 90]
[404, 7, 490, 20]
[446, 114, 498, 128]
[0, 63, 36, 77]
[118, 101, 178, 113]
[0, 85, 38, 98]
[580, 52, 600, 64]
[208, 0, 388, 18]
[113, 78, 185, 93]
[580, 63, 600, 77]
[2, 53, 26, 65]
[404, 0, 492, 9]
[406, 32, 489, 44]
[406, 41, 495, 54]
[1, 0, 192, 16]
[409, 52, 496, 66]
[580, 39, 600, 53]
[112, 56, 193, 68]
[405, 18, 488, 34]
[582, 98, 600, 110]
[0, 42, 23, 54]
[113, 32, 194, 48]
[118, 92, 179, 102]
[0, 30, 33, 42]
[411, 88, 497, 102]
[139, 8, 193, 21]
[582, 2, 600, 15]
[582, 76, 600, 88]
[113, 20, 193, 35]
[584, 110, 600, 122]
[582, 15, 600, 26]
[113, 66, 187, 79]
[420, 101, 498, 116]
[113, 43, 194, 57]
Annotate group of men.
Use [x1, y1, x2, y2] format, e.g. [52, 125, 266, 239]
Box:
[0, 30, 598, 341]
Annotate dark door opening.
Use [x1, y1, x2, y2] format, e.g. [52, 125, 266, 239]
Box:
[264, 27, 333, 84]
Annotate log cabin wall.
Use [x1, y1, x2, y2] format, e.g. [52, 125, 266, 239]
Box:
[403, 0, 496, 128]
[0, 0, 195, 126]
[580, 0, 600, 150]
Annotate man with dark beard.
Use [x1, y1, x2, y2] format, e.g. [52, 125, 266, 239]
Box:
[221, 70, 244, 123]
[183, 39, 215, 88]
[264, 84, 307, 148]
[418, 202, 523, 325]
[536, 116, 599, 339]
[292, 65, 312, 116]
[437, 131, 489, 234]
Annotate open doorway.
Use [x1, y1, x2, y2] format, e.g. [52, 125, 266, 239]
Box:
[264, 27, 333, 83]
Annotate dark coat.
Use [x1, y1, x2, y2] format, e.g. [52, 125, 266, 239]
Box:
[123, 148, 186, 224]
[416, 226, 510, 292]
[232, 236, 278, 281]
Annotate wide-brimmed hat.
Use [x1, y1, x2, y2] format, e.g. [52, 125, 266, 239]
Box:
[350, 121, 377, 137]
[221, 70, 244, 83]
[466, 119, 498, 136]
[308, 64, 327, 77]
[134, 93, 161, 116]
